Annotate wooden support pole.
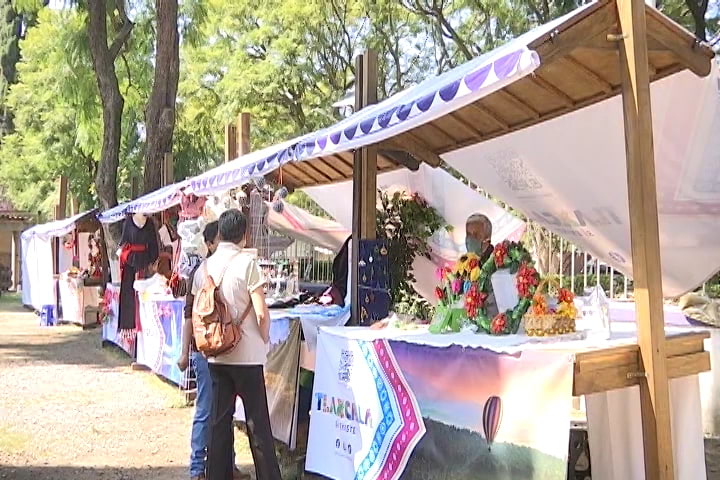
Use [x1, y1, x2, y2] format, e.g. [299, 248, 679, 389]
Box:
[360, 51, 378, 240]
[57, 176, 68, 220]
[237, 112, 251, 156]
[617, 0, 674, 478]
[350, 50, 379, 326]
[131, 175, 140, 199]
[161, 153, 174, 187]
[11, 230, 19, 291]
[225, 123, 238, 163]
[70, 196, 79, 217]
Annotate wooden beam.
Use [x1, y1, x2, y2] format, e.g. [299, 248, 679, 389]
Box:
[57, 176, 68, 220]
[531, 2, 614, 64]
[378, 134, 442, 168]
[617, 0, 674, 477]
[467, 102, 510, 130]
[70, 196, 79, 217]
[562, 56, 613, 93]
[237, 112, 251, 156]
[645, 8, 713, 77]
[530, 73, 576, 107]
[497, 89, 541, 119]
[224, 123, 237, 163]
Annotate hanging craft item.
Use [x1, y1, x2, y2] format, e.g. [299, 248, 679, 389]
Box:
[430, 241, 539, 335]
[358, 239, 391, 326]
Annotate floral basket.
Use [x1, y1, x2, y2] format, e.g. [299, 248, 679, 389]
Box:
[523, 279, 577, 337]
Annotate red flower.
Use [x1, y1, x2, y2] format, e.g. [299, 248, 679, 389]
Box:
[493, 243, 509, 267]
[491, 313, 507, 334]
[435, 287, 445, 300]
[468, 258, 479, 270]
[558, 288, 574, 304]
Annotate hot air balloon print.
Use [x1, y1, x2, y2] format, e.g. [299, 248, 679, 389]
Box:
[482, 395, 503, 451]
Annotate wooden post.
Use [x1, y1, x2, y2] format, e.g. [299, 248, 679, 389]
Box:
[11, 230, 19, 291]
[617, 0, 674, 478]
[350, 50, 379, 325]
[131, 175, 140, 199]
[237, 112, 251, 156]
[57, 176, 68, 220]
[70, 196, 79, 217]
[224, 123, 238, 162]
[161, 153, 174, 187]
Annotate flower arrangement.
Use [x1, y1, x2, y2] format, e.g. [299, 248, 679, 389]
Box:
[430, 240, 540, 335]
[524, 284, 578, 336]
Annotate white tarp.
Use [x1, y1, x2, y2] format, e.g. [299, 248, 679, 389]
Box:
[443, 69, 720, 297]
[21, 234, 55, 311]
[304, 164, 526, 302]
[266, 201, 350, 252]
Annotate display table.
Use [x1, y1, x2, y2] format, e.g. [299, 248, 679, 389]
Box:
[58, 273, 100, 327]
[305, 324, 709, 480]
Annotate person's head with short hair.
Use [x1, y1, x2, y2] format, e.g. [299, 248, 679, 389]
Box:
[218, 209, 247, 246]
[465, 213, 492, 255]
[203, 221, 220, 255]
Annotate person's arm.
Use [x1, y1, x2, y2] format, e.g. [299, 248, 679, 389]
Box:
[177, 308, 193, 372]
[250, 286, 271, 344]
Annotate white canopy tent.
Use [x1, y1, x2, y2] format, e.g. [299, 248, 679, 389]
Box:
[21, 210, 97, 311]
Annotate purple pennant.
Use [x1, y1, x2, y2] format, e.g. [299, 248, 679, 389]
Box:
[344, 123, 358, 140]
[377, 106, 398, 128]
[416, 92, 436, 112]
[318, 136, 327, 150]
[464, 64, 492, 91]
[396, 102, 413, 121]
[330, 131, 342, 144]
[304, 140, 315, 153]
[492, 50, 522, 80]
[360, 117, 375, 134]
[256, 160, 267, 172]
[439, 79, 461, 102]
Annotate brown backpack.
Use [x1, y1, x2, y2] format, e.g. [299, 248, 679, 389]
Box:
[192, 254, 252, 357]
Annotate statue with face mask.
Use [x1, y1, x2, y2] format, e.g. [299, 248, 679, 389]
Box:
[465, 214, 494, 263]
[465, 213, 499, 318]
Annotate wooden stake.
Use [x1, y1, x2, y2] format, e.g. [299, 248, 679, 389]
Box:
[350, 53, 365, 326]
[162, 153, 174, 187]
[224, 123, 238, 162]
[617, 0, 674, 478]
[57, 176, 68, 220]
[237, 112, 251, 156]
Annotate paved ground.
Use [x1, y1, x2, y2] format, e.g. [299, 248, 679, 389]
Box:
[0, 293, 717, 480]
[0, 293, 253, 480]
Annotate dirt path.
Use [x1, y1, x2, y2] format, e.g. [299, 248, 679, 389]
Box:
[0, 295, 252, 480]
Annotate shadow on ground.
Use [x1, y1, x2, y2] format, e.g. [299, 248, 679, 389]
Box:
[0, 465, 188, 480]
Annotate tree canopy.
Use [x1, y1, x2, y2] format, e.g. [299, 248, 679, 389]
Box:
[0, 0, 717, 217]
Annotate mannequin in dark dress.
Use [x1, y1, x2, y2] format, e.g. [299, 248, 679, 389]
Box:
[118, 213, 159, 339]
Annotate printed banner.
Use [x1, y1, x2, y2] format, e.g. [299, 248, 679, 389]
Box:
[234, 316, 303, 447]
[306, 332, 426, 480]
[306, 330, 574, 480]
[136, 298, 184, 385]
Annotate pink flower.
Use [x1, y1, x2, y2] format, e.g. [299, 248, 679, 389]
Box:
[451, 278, 462, 294]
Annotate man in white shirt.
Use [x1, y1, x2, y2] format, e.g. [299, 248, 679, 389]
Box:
[192, 209, 280, 480]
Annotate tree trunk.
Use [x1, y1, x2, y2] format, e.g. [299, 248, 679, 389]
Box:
[86, 0, 133, 251]
[144, 0, 180, 193]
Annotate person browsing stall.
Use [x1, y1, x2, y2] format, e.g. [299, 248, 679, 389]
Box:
[192, 209, 280, 480]
[178, 221, 245, 480]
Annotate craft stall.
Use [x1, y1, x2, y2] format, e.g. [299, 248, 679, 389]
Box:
[180, 1, 715, 479]
[21, 209, 105, 327]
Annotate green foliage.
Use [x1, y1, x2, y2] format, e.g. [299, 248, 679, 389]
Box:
[0, 7, 151, 216]
[376, 189, 447, 310]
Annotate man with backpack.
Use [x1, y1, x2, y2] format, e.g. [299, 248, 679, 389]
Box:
[191, 209, 280, 480]
[179, 221, 244, 480]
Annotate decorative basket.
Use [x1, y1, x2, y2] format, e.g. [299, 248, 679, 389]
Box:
[523, 278, 577, 337]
